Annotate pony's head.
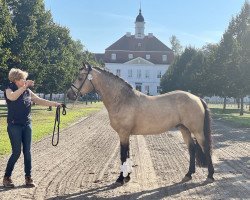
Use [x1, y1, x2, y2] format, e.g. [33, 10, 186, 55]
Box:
[67, 63, 94, 100]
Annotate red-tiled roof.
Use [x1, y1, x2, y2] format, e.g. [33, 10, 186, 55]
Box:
[106, 34, 172, 52]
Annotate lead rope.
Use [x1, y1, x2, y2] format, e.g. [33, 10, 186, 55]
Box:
[52, 104, 67, 146]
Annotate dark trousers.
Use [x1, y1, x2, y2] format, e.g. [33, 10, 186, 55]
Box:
[5, 123, 32, 177]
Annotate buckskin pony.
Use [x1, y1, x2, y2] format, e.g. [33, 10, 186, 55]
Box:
[67, 64, 214, 184]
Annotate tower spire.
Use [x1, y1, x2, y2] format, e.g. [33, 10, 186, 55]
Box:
[135, 3, 145, 39]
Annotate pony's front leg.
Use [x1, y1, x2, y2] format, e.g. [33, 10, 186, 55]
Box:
[116, 139, 132, 184]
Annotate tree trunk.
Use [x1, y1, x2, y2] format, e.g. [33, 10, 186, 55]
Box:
[249, 99, 250, 111]
[223, 97, 227, 113]
[240, 97, 244, 116]
[237, 98, 240, 109]
[64, 91, 66, 105]
[48, 93, 52, 111]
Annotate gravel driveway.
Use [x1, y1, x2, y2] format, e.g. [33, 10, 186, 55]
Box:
[0, 108, 249, 199]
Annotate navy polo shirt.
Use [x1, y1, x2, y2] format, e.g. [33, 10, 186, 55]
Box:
[4, 82, 31, 125]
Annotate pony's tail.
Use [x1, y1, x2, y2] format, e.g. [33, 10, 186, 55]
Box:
[195, 98, 212, 167]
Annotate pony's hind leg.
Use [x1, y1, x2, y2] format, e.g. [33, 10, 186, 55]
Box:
[178, 125, 196, 182]
[195, 135, 214, 182]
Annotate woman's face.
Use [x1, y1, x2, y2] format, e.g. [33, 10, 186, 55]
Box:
[15, 78, 26, 88]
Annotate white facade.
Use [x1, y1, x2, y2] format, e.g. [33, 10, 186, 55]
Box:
[105, 57, 169, 96]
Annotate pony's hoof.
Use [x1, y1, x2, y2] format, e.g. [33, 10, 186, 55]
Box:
[181, 175, 192, 182]
[205, 177, 214, 183]
[116, 177, 124, 185]
[115, 179, 124, 185]
[124, 175, 131, 183]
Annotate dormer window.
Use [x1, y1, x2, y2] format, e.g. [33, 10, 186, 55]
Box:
[146, 54, 150, 60]
[162, 55, 167, 62]
[111, 53, 116, 60]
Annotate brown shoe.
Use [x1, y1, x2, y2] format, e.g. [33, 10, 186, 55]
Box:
[3, 176, 15, 188]
[25, 176, 36, 187]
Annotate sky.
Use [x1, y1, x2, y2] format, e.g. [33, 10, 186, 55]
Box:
[44, 0, 247, 53]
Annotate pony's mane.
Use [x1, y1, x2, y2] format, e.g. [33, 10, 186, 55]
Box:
[93, 66, 133, 90]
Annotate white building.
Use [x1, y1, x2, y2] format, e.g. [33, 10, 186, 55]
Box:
[95, 9, 174, 95]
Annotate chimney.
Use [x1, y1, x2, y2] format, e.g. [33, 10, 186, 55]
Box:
[148, 33, 153, 38]
[126, 32, 131, 37]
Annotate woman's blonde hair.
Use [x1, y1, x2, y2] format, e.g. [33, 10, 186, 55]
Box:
[8, 68, 28, 82]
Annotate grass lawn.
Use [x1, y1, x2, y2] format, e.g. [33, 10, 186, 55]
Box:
[209, 103, 250, 127]
[0, 102, 103, 156]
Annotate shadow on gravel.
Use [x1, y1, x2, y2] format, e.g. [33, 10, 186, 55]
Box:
[47, 181, 211, 200]
[0, 185, 29, 192]
[212, 120, 250, 149]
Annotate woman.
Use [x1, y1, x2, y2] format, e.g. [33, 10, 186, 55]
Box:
[3, 68, 61, 188]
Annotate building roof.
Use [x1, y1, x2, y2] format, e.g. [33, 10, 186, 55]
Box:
[106, 34, 172, 52]
[94, 53, 105, 62]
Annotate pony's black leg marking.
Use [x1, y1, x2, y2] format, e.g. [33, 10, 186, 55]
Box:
[120, 143, 129, 163]
[206, 152, 214, 182]
[182, 141, 195, 182]
[116, 142, 130, 184]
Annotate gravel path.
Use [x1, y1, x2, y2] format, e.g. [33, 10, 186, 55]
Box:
[0, 108, 249, 199]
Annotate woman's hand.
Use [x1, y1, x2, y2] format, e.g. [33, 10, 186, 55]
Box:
[24, 80, 34, 88]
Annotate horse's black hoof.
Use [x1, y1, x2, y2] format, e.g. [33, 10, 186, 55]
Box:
[124, 175, 131, 183]
[115, 178, 124, 185]
[181, 175, 192, 182]
[205, 177, 214, 183]
[116, 173, 124, 185]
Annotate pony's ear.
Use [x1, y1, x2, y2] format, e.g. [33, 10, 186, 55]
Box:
[79, 62, 88, 71]
[87, 64, 92, 71]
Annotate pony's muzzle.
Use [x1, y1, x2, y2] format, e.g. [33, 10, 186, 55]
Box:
[66, 89, 77, 100]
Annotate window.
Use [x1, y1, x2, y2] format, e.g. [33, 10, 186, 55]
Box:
[137, 69, 141, 78]
[128, 69, 132, 78]
[145, 85, 150, 95]
[162, 55, 167, 62]
[157, 71, 162, 78]
[146, 54, 150, 60]
[111, 53, 116, 60]
[135, 83, 142, 92]
[157, 86, 162, 93]
[138, 43, 142, 47]
[128, 54, 133, 59]
[116, 69, 121, 76]
[145, 70, 150, 78]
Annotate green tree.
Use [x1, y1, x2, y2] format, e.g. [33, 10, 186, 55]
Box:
[36, 24, 80, 96]
[0, 0, 16, 89]
[4, 0, 53, 86]
[161, 47, 199, 93]
[217, 1, 250, 114]
[201, 43, 219, 96]
[169, 35, 183, 55]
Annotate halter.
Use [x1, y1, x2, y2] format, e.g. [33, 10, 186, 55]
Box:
[70, 65, 96, 100]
